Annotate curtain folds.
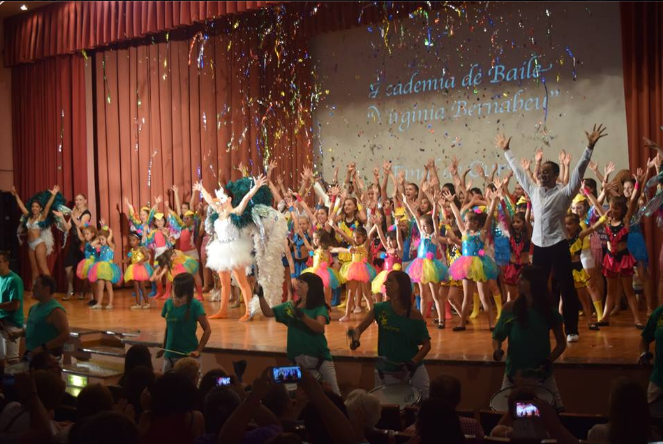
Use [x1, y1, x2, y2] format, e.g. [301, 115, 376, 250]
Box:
[4, 1, 279, 66]
[620, 1, 663, 283]
[11, 55, 88, 288]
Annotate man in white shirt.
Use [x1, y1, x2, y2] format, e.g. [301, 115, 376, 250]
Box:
[496, 125, 607, 342]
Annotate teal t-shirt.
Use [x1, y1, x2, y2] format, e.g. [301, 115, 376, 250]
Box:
[26, 298, 65, 351]
[642, 306, 663, 387]
[161, 299, 205, 358]
[492, 306, 563, 379]
[272, 301, 332, 361]
[0, 271, 24, 328]
[373, 302, 430, 372]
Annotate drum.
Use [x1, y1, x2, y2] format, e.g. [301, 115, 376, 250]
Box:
[369, 383, 422, 410]
[5, 361, 29, 375]
[489, 384, 555, 412]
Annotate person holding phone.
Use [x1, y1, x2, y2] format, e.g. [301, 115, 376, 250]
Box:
[257, 273, 340, 395]
[492, 265, 567, 411]
[348, 270, 432, 399]
[158, 273, 211, 372]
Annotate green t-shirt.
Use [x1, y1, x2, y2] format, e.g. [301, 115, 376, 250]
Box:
[0, 271, 24, 328]
[492, 306, 563, 379]
[26, 298, 65, 351]
[373, 302, 430, 372]
[273, 302, 332, 361]
[642, 306, 663, 387]
[161, 299, 205, 358]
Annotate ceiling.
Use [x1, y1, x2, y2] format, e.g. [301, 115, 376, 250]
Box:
[0, 1, 55, 20]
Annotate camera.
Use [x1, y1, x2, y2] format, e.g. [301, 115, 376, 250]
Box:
[271, 365, 302, 384]
[216, 376, 231, 386]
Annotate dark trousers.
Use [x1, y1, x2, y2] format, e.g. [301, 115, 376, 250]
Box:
[532, 240, 579, 335]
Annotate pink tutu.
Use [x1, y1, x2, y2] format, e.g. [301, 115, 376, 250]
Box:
[449, 255, 499, 282]
[339, 260, 377, 283]
[302, 262, 341, 289]
[405, 257, 448, 284]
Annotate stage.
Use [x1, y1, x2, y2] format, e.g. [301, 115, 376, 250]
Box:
[23, 289, 651, 415]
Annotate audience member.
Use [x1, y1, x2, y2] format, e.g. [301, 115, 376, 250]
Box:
[29, 350, 76, 407]
[174, 356, 202, 387]
[430, 374, 484, 439]
[198, 368, 230, 408]
[75, 411, 140, 444]
[587, 377, 660, 444]
[0, 250, 24, 371]
[120, 365, 156, 422]
[119, 344, 154, 386]
[61, 383, 115, 443]
[344, 389, 381, 443]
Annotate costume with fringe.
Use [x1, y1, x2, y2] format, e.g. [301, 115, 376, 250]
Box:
[449, 233, 499, 282]
[503, 233, 530, 286]
[603, 223, 636, 278]
[442, 243, 463, 287]
[302, 249, 341, 290]
[205, 178, 287, 315]
[76, 242, 98, 279]
[372, 252, 402, 294]
[568, 235, 589, 289]
[124, 247, 153, 282]
[17, 190, 70, 256]
[145, 228, 174, 259]
[166, 250, 199, 281]
[339, 245, 377, 283]
[405, 237, 448, 284]
[127, 207, 155, 246]
[88, 245, 122, 284]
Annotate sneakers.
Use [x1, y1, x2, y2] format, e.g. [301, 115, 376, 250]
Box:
[142, 304, 151, 309]
[63, 291, 74, 301]
[77, 293, 86, 300]
[87, 300, 97, 306]
[104, 305, 113, 310]
[130, 304, 142, 310]
[91, 304, 103, 310]
[566, 334, 579, 343]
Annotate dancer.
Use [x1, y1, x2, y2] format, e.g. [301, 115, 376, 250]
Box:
[75, 224, 99, 306]
[332, 225, 377, 322]
[446, 190, 500, 331]
[257, 273, 341, 395]
[301, 231, 341, 306]
[12, 185, 65, 282]
[124, 196, 162, 238]
[348, 270, 431, 399]
[502, 211, 531, 302]
[370, 215, 403, 303]
[497, 124, 607, 342]
[123, 232, 153, 309]
[195, 176, 267, 321]
[403, 195, 448, 326]
[87, 223, 122, 309]
[57, 194, 91, 300]
[151, 249, 202, 301]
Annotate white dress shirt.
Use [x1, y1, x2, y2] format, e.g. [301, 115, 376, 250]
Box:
[504, 147, 593, 247]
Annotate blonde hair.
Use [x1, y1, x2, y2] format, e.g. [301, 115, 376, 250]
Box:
[173, 357, 201, 386]
[344, 389, 382, 429]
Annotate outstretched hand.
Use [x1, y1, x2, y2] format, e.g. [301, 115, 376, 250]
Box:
[495, 134, 511, 151]
[585, 124, 608, 149]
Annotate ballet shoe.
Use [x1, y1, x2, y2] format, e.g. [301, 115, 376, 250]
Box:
[209, 311, 229, 319]
[338, 315, 351, 322]
[238, 313, 252, 322]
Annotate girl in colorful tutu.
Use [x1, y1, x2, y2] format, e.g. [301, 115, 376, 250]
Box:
[502, 210, 531, 302]
[331, 225, 376, 322]
[123, 232, 153, 309]
[144, 212, 173, 299]
[88, 223, 122, 310]
[595, 176, 645, 329]
[123, 196, 162, 241]
[150, 248, 203, 301]
[565, 213, 608, 330]
[444, 190, 500, 331]
[301, 231, 341, 306]
[75, 224, 99, 306]
[403, 195, 448, 326]
[370, 214, 403, 302]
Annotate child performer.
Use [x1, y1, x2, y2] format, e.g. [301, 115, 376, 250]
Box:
[123, 232, 153, 309]
[88, 223, 122, 309]
[301, 231, 341, 307]
[75, 224, 99, 306]
[502, 211, 531, 302]
[446, 190, 500, 331]
[150, 249, 202, 301]
[403, 195, 449, 326]
[370, 214, 403, 303]
[332, 226, 377, 322]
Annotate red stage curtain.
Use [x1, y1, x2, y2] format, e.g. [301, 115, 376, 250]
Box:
[94, 13, 313, 263]
[621, 2, 663, 284]
[3, 1, 280, 66]
[11, 54, 87, 288]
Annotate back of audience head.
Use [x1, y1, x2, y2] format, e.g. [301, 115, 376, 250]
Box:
[33, 369, 66, 412]
[262, 384, 292, 420]
[173, 356, 201, 387]
[344, 389, 382, 432]
[430, 374, 461, 408]
[198, 368, 230, 406]
[417, 398, 465, 444]
[120, 344, 153, 386]
[203, 386, 242, 434]
[149, 372, 198, 417]
[29, 350, 62, 375]
[121, 365, 156, 420]
[301, 389, 348, 444]
[76, 384, 114, 420]
[609, 377, 650, 444]
[76, 411, 140, 444]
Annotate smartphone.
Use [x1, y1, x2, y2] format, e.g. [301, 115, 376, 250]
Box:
[66, 374, 89, 389]
[271, 365, 302, 384]
[216, 376, 231, 386]
[515, 402, 540, 418]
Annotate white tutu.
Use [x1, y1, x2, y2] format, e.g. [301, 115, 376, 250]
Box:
[205, 218, 254, 272]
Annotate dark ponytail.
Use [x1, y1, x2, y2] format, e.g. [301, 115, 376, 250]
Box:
[174, 273, 195, 321]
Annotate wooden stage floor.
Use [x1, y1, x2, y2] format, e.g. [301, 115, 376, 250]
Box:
[25, 289, 647, 367]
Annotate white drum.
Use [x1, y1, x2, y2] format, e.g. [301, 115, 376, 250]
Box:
[369, 383, 422, 410]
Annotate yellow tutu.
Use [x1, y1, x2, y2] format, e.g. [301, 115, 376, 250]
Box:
[572, 263, 589, 289]
[371, 263, 402, 294]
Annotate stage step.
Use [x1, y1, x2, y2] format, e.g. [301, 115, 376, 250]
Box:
[62, 360, 124, 380]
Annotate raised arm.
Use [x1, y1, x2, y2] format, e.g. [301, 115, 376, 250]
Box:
[11, 187, 29, 216]
[402, 194, 424, 234]
[381, 161, 391, 201]
[564, 124, 608, 198]
[233, 175, 268, 215]
[171, 185, 182, 216]
[442, 190, 465, 234]
[193, 182, 221, 213]
[481, 194, 499, 242]
[496, 134, 534, 197]
[41, 185, 60, 218]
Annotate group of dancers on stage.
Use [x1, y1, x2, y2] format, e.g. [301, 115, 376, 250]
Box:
[11, 128, 663, 333]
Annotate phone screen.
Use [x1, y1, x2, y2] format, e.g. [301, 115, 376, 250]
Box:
[216, 377, 231, 386]
[271, 366, 302, 384]
[515, 402, 540, 418]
